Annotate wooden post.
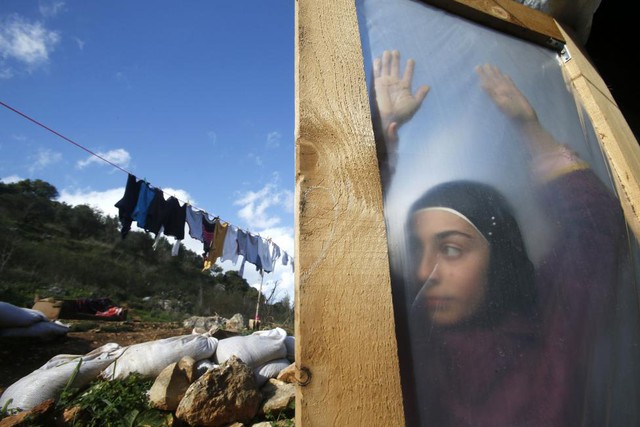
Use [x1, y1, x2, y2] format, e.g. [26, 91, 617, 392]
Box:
[555, 22, 640, 238]
[295, 0, 405, 425]
[294, 1, 640, 425]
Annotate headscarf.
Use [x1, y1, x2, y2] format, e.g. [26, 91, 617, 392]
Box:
[407, 180, 537, 324]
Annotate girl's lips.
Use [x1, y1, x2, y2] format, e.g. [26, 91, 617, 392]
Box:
[425, 297, 452, 308]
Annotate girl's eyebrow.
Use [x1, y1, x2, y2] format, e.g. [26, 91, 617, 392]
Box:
[435, 230, 474, 240]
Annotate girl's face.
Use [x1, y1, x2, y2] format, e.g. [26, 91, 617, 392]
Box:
[412, 209, 491, 326]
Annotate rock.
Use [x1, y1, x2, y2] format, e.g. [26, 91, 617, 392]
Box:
[259, 379, 295, 417]
[225, 313, 245, 332]
[175, 355, 262, 427]
[149, 356, 197, 411]
[183, 315, 226, 331]
[178, 356, 197, 383]
[0, 398, 56, 427]
[276, 363, 296, 383]
[60, 405, 85, 426]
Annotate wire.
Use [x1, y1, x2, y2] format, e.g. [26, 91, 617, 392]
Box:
[0, 100, 132, 176]
[0, 99, 293, 264]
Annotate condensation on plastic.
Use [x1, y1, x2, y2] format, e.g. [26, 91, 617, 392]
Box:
[356, 0, 640, 425]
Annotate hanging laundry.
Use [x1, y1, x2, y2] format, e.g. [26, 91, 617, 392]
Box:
[245, 233, 262, 271]
[202, 215, 217, 257]
[208, 220, 229, 264]
[152, 225, 165, 250]
[258, 237, 275, 273]
[114, 173, 141, 239]
[185, 205, 204, 242]
[144, 187, 167, 234]
[221, 224, 240, 264]
[131, 181, 156, 229]
[271, 243, 281, 264]
[162, 196, 186, 240]
[236, 228, 249, 259]
[171, 239, 181, 256]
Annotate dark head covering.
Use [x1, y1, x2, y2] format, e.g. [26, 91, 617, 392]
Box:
[407, 181, 537, 324]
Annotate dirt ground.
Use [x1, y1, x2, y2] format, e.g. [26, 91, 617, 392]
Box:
[0, 320, 189, 395]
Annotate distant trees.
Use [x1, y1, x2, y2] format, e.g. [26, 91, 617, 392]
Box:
[0, 179, 294, 328]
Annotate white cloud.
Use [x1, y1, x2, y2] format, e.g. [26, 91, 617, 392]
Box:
[115, 71, 132, 88]
[58, 187, 123, 217]
[73, 36, 85, 50]
[1, 175, 23, 184]
[247, 152, 263, 167]
[77, 148, 131, 169]
[39, 1, 66, 18]
[0, 67, 13, 79]
[12, 134, 27, 141]
[0, 15, 60, 69]
[207, 130, 217, 146]
[266, 131, 281, 149]
[28, 148, 62, 173]
[234, 182, 293, 230]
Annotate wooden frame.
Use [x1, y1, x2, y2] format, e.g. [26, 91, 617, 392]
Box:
[295, 0, 640, 425]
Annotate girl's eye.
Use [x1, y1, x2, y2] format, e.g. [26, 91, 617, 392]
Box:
[442, 245, 462, 257]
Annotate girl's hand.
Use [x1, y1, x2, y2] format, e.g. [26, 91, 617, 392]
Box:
[374, 50, 430, 143]
[476, 64, 537, 125]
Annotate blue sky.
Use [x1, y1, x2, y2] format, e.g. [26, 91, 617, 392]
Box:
[0, 1, 296, 302]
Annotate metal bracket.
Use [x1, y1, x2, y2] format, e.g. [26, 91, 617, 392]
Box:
[560, 45, 572, 63]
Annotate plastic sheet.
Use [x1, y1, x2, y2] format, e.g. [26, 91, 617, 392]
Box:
[357, 1, 640, 425]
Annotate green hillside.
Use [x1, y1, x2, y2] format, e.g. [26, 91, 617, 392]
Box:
[0, 179, 293, 327]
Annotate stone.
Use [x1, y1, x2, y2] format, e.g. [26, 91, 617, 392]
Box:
[276, 363, 296, 383]
[175, 355, 262, 427]
[0, 398, 55, 427]
[259, 379, 295, 416]
[149, 356, 196, 411]
[225, 313, 245, 332]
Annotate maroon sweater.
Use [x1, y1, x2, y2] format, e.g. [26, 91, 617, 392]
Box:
[411, 170, 626, 426]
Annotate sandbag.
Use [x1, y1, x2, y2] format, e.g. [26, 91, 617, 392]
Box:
[0, 343, 123, 411]
[0, 320, 69, 339]
[215, 327, 287, 368]
[254, 358, 291, 387]
[100, 334, 218, 381]
[0, 302, 48, 328]
[284, 335, 295, 362]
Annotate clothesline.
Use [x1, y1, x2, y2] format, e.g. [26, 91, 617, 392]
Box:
[115, 173, 294, 276]
[0, 101, 294, 276]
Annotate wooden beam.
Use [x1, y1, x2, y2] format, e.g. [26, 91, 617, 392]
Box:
[557, 22, 640, 240]
[295, 0, 405, 425]
[421, 0, 565, 50]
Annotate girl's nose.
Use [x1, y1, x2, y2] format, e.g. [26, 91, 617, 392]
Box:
[417, 251, 439, 283]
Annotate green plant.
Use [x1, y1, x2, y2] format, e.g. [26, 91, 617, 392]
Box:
[264, 399, 295, 427]
[0, 398, 21, 420]
[57, 373, 169, 427]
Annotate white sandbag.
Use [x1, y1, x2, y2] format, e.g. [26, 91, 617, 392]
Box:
[215, 327, 287, 368]
[101, 334, 218, 381]
[194, 359, 219, 377]
[0, 302, 48, 328]
[0, 320, 69, 339]
[284, 335, 295, 362]
[254, 358, 291, 387]
[0, 343, 123, 411]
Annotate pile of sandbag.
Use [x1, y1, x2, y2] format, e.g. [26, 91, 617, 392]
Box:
[0, 301, 69, 339]
[0, 343, 124, 411]
[100, 334, 219, 380]
[214, 327, 294, 387]
[0, 326, 295, 412]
